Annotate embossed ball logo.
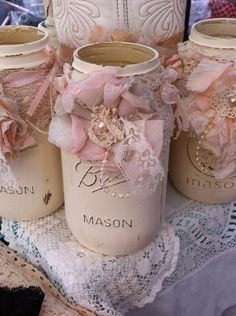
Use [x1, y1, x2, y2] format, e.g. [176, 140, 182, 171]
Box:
[187, 137, 216, 177]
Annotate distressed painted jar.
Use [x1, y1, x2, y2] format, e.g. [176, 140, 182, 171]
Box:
[38, 22, 59, 51]
[169, 19, 236, 203]
[0, 26, 63, 220]
[52, 0, 187, 57]
[39, 0, 59, 50]
[57, 42, 173, 255]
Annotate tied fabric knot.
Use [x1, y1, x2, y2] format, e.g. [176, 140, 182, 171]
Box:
[49, 65, 165, 196]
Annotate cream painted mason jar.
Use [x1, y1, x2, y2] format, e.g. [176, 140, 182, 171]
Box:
[39, 0, 59, 50]
[169, 19, 236, 203]
[61, 42, 172, 255]
[38, 22, 59, 51]
[0, 26, 63, 220]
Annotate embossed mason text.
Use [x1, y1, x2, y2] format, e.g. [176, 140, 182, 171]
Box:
[83, 214, 133, 228]
[186, 177, 235, 190]
[0, 186, 34, 195]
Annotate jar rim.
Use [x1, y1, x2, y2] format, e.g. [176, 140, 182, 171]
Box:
[73, 42, 160, 77]
[0, 25, 49, 57]
[190, 18, 236, 50]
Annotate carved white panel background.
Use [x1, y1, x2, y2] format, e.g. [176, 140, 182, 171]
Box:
[52, 0, 187, 47]
[53, 0, 120, 47]
[130, 0, 186, 38]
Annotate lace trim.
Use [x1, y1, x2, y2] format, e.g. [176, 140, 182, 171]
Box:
[213, 83, 236, 119]
[114, 119, 164, 195]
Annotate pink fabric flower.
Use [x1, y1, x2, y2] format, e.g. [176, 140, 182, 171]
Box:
[164, 54, 183, 78]
[54, 67, 154, 155]
[69, 68, 152, 116]
[49, 66, 165, 195]
[160, 55, 183, 105]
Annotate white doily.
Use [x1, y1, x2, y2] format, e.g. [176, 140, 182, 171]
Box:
[163, 199, 236, 290]
[1, 210, 179, 316]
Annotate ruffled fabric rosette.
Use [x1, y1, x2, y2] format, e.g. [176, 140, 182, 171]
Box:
[165, 44, 236, 179]
[49, 65, 168, 197]
[0, 49, 57, 187]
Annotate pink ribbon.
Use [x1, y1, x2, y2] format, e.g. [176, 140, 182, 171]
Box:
[26, 65, 56, 116]
[4, 69, 48, 88]
[3, 48, 58, 117]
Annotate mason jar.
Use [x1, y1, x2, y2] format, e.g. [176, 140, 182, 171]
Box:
[39, 0, 59, 51]
[0, 25, 63, 220]
[57, 42, 173, 255]
[169, 18, 236, 203]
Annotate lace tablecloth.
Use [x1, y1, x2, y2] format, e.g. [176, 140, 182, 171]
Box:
[1, 208, 179, 316]
[128, 184, 236, 316]
[3, 183, 236, 316]
[0, 242, 94, 316]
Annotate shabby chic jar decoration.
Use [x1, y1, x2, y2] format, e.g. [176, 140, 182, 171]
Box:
[49, 42, 174, 255]
[52, 0, 187, 57]
[169, 18, 236, 203]
[0, 25, 63, 220]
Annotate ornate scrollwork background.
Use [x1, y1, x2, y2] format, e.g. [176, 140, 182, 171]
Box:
[53, 0, 100, 47]
[52, 0, 186, 47]
[138, 0, 186, 38]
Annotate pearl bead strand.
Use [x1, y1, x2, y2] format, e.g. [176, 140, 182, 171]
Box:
[195, 120, 215, 175]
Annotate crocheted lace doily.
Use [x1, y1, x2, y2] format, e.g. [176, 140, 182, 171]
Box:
[1, 210, 179, 316]
[0, 242, 94, 316]
[163, 199, 236, 290]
